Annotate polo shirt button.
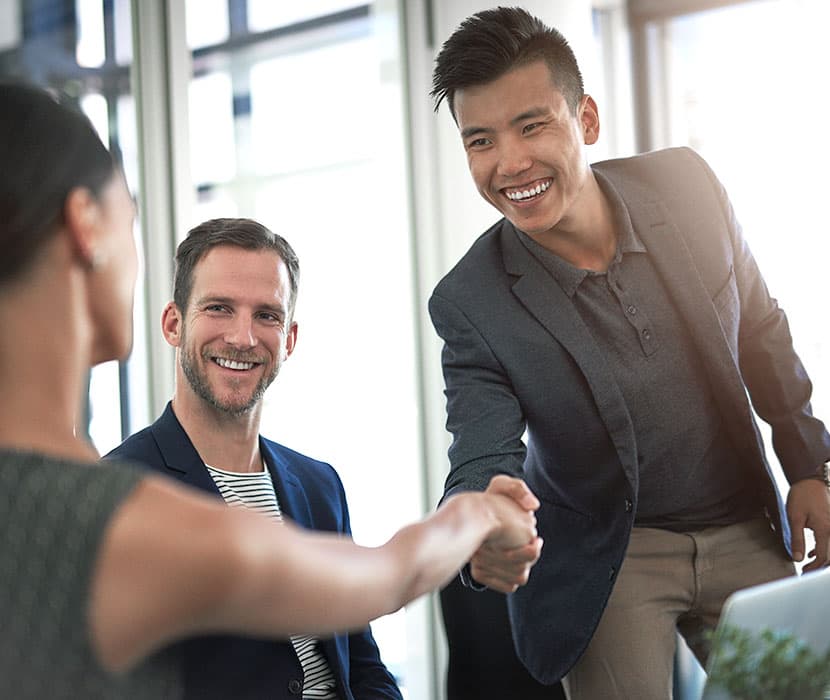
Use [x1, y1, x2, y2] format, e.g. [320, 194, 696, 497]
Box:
[288, 679, 302, 695]
[627, 304, 637, 315]
[642, 328, 651, 340]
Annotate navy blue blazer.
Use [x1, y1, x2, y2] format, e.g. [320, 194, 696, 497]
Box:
[429, 147, 830, 685]
[105, 402, 401, 700]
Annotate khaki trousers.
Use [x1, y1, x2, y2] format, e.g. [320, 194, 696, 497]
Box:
[561, 518, 795, 700]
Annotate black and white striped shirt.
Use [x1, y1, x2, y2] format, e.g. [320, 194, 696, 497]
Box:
[206, 463, 338, 699]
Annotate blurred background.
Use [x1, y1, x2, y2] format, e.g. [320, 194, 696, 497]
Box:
[1, 0, 827, 697]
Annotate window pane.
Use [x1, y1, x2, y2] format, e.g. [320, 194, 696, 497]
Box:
[194, 187, 240, 225]
[249, 38, 375, 174]
[182, 4, 423, 689]
[652, 0, 830, 422]
[0, 0, 21, 51]
[75, 0, 105, 67]
[189, 71, 237, 185]
[647, 0, 830, 573]
[185, 0, 229, 49]
[248, 0, 365, 32]
[113, 0, 133, 66]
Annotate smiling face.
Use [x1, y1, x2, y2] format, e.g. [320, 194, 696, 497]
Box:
[454, 60, 600, 242]
[163, 245, 297, 418]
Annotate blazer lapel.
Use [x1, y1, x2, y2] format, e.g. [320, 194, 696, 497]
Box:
[605, 174, 783, 530]
[612, 180, 758, 434]
[150, 403, 222, 496]
[501, 226, 639, 489]
[261, 440, 312, 526]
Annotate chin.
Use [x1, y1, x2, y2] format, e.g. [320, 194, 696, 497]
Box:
[90, 333, 133, 367]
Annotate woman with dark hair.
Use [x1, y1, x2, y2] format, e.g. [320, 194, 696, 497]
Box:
[0, 82, 541, 699]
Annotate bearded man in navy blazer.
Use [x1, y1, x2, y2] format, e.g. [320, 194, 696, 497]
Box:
[428, 7, 830, 699]
[107, 218, 401, 700]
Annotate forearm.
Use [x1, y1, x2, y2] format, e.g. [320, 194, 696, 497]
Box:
[91, 479, 428, 673]
[385, 493, 498, 604]
[91, 477, 529, 675]
[188, 493, 501, 636]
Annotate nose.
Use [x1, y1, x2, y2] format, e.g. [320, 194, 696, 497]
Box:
[224, 313, 257, 349]
[496, 137, 533, 178]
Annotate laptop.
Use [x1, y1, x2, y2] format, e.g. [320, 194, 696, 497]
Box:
[699, 568, 830, 699]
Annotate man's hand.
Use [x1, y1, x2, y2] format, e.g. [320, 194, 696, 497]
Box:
[787, 477, 830, 571]
[471, 475, 543, 593]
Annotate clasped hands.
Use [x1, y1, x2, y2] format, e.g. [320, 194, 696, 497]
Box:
[476, 474, 544, 593]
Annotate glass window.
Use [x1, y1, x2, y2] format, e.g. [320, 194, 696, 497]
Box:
[249, 38, 375, 174]
[183, 3, 423, 690]
[75, 0, 105, 67]
[185, 0, 229, 49]
[645, 0, 830, 422]
[0, 1, 21, 51]
[642, 0, 830, 583]
[247, 0, 365, 32]
[189, 70, 236, 185]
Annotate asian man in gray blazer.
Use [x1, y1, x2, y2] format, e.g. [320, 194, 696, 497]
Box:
[428, 8, 830, 699]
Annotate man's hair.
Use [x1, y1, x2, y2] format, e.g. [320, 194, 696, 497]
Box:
[430, 6, 584, 118]
[173, 218, 300, 318]
[0, 82, 117, 286]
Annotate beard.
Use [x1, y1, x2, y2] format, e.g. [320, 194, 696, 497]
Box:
[180, 342, 279, 417]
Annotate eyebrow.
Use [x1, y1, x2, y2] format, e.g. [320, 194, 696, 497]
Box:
[460, 107, 550, 140]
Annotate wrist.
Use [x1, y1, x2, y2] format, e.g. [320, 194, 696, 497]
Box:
[807, 462, 830, 488]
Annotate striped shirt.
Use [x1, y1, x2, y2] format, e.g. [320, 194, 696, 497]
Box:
[206, 462, 338, 699]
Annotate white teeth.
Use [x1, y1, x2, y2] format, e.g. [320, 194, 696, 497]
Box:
[215, 358, 255, 370]
[507, 180, 550, 201]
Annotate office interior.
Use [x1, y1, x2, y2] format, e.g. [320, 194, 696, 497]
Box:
[1, 0, 828, 697]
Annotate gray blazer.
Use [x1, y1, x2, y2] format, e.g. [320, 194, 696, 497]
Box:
[429, 147, 830, 684]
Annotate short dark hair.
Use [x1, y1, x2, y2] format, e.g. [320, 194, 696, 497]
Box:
[173, 218, 300, 318]
[0, 82, 117, 285]
[431, 6, 584, 118]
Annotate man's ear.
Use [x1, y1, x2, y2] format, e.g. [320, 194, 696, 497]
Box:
[161, 301, 183, 348]
[284, 321, 298, 360]
[63, 187, 103, 268]
[579, 95, 600, 146]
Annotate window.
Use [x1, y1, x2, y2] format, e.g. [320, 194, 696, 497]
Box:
[636, 0, 830, 441]
[183, 2, 425, 691]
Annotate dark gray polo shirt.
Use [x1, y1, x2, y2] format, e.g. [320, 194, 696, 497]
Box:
[516, 190, 762, 530]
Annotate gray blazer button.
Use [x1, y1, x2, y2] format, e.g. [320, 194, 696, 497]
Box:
[288, 679, 302, 695]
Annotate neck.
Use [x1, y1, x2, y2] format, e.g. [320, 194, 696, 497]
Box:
[171, 384, 263, 473]
[0, 250, 99, 463]
[529, 172, 618, 272]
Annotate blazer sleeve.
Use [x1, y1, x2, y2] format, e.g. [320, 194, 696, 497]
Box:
[428, 289, 528, 499]
[693, 150, 830, 480]
[344, 630, 402, 699]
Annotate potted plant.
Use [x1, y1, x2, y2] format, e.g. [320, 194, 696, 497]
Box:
[706, 625, 830, 699]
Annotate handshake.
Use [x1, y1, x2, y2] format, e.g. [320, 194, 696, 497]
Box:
[459, 474, 544, 594]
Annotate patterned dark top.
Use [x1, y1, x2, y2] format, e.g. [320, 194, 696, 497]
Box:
[0, 449, 181, 699]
